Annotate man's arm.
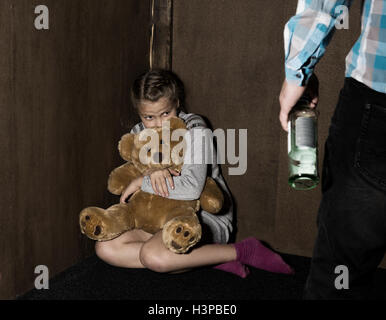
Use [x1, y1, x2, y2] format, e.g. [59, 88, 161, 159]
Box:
[280, 0, 353, 131]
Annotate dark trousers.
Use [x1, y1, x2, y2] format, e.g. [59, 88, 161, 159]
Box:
[303, 77, 386, 299]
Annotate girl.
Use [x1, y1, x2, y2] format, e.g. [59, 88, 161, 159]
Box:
[95, 69, 293, 277]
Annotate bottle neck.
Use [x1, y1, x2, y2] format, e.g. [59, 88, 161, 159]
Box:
[297, 95, 312, 106]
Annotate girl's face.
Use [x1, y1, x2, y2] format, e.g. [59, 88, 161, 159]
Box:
[138, 97, 178, 128]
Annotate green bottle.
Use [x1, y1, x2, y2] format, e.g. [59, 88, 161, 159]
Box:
[288, 97, 320, 190]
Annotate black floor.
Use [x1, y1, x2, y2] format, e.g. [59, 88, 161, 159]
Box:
[19, 253, 386, 300]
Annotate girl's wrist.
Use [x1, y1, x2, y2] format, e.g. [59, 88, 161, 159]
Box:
[143, 168, 156, 176]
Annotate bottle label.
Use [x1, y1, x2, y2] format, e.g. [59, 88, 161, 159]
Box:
[295, 117, 315, 148]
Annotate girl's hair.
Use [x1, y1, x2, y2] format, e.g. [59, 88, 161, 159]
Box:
[131, 69, 186, 112]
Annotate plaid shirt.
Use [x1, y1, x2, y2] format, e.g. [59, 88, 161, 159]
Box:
[284, 0, 386, 93]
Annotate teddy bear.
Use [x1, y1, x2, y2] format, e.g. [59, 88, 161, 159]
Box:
[79, 117, 224, 253]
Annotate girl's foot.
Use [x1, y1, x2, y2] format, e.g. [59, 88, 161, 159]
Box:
[213, 260, 250, 278]
[234, 237, 294, 274]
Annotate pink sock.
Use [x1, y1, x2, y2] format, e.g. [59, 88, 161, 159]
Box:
[213, 260, 250, 278]
[234, 237, 295, 275]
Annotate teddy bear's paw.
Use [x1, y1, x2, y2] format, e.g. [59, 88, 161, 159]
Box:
[106, 179, 125, 196]
[79, 207, 114, 241]
[162, 216, 202, 254]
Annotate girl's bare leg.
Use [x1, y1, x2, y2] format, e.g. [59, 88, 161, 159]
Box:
[95, 229, 153, 268]
[95, 230, 293, 275]
[139, 231, 237, 273]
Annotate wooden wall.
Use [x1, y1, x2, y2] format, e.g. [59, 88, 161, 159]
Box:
[171, 0, 386, 267]
[0, 0, 149, 299]
[1, 0, 384, 300]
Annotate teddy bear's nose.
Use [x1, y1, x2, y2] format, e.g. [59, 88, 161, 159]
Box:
[171, 241, 182, 250]
[153, 152, 163, 164]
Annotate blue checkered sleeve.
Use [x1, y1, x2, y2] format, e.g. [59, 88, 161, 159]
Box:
[284, 0, 354, 86]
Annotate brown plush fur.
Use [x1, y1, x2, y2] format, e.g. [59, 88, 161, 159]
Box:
[79, 117, 224, 253]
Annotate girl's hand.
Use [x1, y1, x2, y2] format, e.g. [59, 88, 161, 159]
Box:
[149, 168, 180, 198]
[120, 176, 143, 203]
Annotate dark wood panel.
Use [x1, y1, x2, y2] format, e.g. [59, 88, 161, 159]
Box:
[173, 0, 287, 243]
[0, 0, 149, 299]
[0, 0, 17, 299]
[151, 0, 173, 69]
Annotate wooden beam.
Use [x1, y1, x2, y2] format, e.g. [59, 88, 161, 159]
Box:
[150, 0, 173, 70]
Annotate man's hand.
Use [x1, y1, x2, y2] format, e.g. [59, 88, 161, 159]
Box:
[279, 73, 319, 132]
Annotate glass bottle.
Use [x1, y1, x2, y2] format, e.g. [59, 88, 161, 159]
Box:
[288, 96, 319, 190]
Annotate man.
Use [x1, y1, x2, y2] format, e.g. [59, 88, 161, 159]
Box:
[279, 0, 386, 299]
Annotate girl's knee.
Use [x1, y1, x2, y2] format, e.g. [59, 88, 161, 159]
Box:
[95, 241, 116, 262]
[95, 230, 144, 261]
[139, 242, 170, 273]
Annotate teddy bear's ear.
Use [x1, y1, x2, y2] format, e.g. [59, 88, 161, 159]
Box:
[169, 117, 186, 130]
[118, 133, 135, 161]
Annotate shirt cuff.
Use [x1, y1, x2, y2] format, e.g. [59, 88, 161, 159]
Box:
[285, 65, 314, 87]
